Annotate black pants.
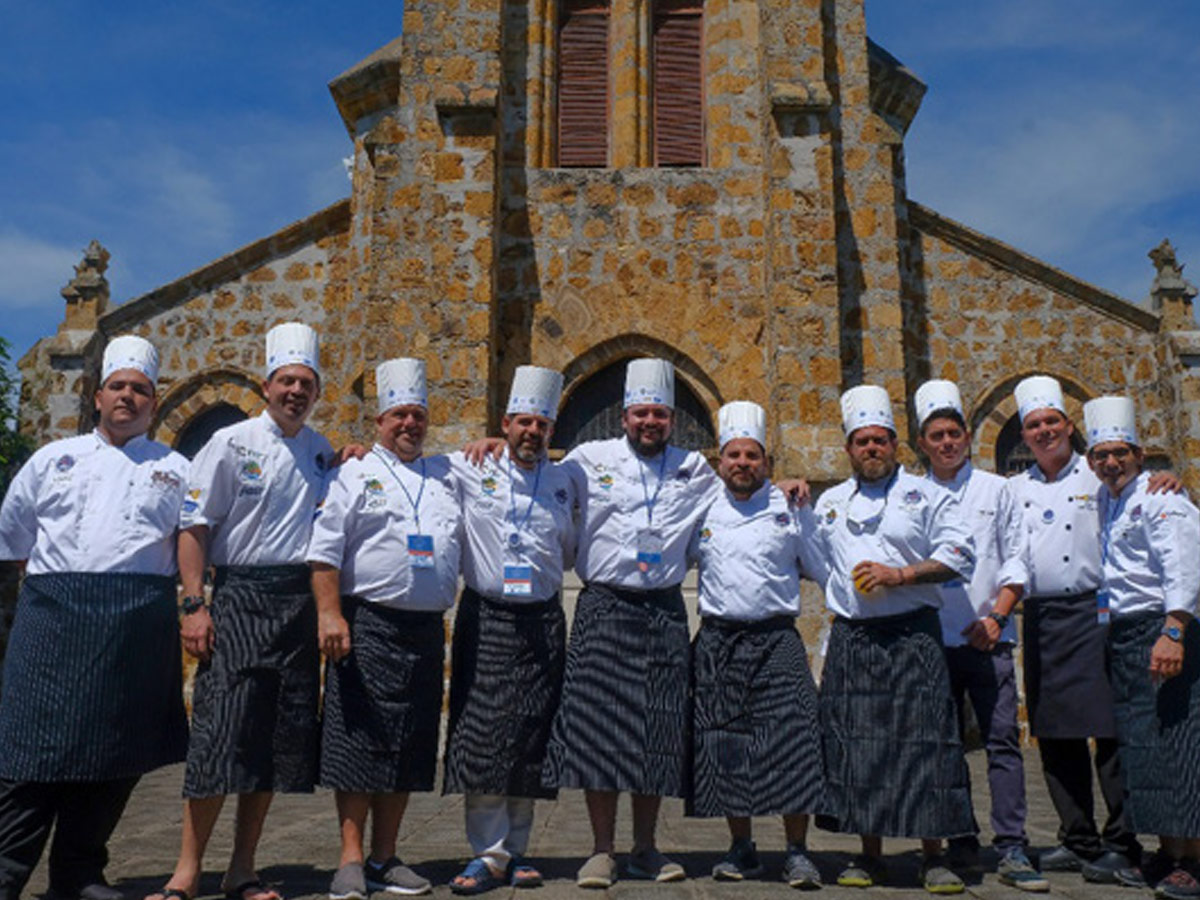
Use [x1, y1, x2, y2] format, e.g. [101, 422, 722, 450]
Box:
[0, 776, 138, 900]
[1038, 738, 1140, 859]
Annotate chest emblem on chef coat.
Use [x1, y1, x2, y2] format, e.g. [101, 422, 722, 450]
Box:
[824, 508, 837, 524]
[1130, 505, 1142, 521]
[240, 460, 264, 483]
[481, 475, 498, 495]
[598, 473, 614, 491]
[151, 469, 182, 491]
[55, 454, 75, 473]
[363, 478, 386, 509]
[1042, 509, 1055, 523]
[775, 512, 791, 527]
[1068, 493, 1097, 510]
[902, 489, 923, 506]
[699, 527, 712, 542]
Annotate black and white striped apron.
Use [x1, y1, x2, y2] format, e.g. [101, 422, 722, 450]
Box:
[818, 605, 977, 839]
[0, 572, 187, 781]
[443, 588, 565, 799]
[1109, 613, 1200, 838]
[688, 615, 825, 818]
[320, 597, 445, 793]
[1024, 591, 1117, 738]
[183, 565, 318, 797]
[541, 581, 690, 797]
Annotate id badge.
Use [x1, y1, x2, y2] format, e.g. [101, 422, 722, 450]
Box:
[503, 564, 534, 597]
[407, 533, 435, 569]
[636, 528, 664, 572]
[1096, 588, 1111, 625]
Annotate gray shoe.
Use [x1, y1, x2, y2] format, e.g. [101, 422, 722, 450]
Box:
[330, 863, 367, 900]
[364, 858, 431, 896]
[920, 856, 964, 895]
[782, 847, 821, 890]
[713, 838, 764, 881]
[997, 848, 1050, 893]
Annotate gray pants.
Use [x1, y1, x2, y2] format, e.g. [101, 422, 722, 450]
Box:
[944, 644, 1027, 850]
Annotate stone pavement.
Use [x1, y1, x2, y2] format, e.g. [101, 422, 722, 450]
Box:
[26, 753, 1144, 900]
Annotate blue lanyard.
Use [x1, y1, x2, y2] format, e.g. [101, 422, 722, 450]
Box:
[373, 448, 426, 532]
[637, 449, 669, 528]
[1100, 491, 1122, 566]
[507, 456, 543, 538]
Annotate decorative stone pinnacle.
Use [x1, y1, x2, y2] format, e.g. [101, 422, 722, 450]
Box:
[59, 240, 111, 323]
[1149, 238, 1197, 302]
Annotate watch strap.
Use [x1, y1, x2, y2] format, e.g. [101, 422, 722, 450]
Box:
[180, 594, 207, 614]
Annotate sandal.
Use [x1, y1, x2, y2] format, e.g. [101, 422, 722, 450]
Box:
[450, 859, 505, 896]
[224, 881, 282, 900]
[508, 858, 543, 889]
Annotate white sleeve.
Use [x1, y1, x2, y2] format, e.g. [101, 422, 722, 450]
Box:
[995, 480, 1028, 588]
[306, 469, 354, 568]
[1147, 494, 1200, 616]
[928, 490, 977, 581]
[793, 504, 830, 586]
[0, 453, 42, 561]
[181, 437, 234, 529]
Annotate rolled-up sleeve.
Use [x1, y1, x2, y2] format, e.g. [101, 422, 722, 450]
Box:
[995, 480, 1028, 589]
[928, 491, 977, 581]
[1147, 495, 1200, 616]
[305, 470, 353, 568]
[0, 454, 41, 561]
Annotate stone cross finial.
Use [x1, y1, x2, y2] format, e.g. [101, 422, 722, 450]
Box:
[1150, 239, 1197, 330]
[59, 240, 111, 328]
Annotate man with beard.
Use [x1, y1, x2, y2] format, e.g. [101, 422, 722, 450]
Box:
[307, 358, 462, 899]
[685, 401, 829, 889]
[0, 335, 189, 900]
[912, 380, 1045, 892]
[151, 323, 334, 900]
[441, 366, 576, 895]
[812, 385, 977, 894]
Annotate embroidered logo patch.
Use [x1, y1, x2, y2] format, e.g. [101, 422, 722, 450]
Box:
[598, 473, 614, 491]
[240, 460, 264, 482]
[699, 527, 712, 542]
[55, 454, 75, 472]
[775, 512, 791, 526]
[481, 476, 498, 496]
[151, 470, 181, 491]
[825, 508, 837, 524]
[1130, 504, 1142, 521]
[364, 478, 384, 496]
[903, 489, 923, 505]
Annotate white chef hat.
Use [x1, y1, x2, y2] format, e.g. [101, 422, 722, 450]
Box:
[101, 335, 159, 385]
[265, 322, 320, 378]
[1014, 375, 1066, 424]
[624, 358, 675, 409]
[841, 385, 895, 436]
[718, 401, 767, 450]
[506, 366, 564, 420]
[1083, 396, 1139, 449]
[376, 358, 427, 414]
[914, 379, 964, 429]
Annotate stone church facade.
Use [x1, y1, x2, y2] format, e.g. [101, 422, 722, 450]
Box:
[18, 0, 1200, 493]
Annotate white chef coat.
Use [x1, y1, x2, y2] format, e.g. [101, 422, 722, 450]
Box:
[180, 411, 334, 567]
[1098, 470, 1200, 618]
[927, 462, 1025, 646]
[0, 430, 189, 576]
[306, 445, 462, 610]
[1008, 453, 1101, 598]
[689, 481, 829, 620]
[562, 437, 720, 589]
[449, 449, 576, 603]
[812, 466, 976, 620]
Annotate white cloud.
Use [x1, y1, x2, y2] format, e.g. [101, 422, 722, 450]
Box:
[0, 231, 83, 311]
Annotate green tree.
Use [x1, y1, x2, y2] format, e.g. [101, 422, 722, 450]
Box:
[0, 337, 33, 498]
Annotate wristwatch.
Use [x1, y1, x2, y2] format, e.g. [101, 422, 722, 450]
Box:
[988, 611, 1010, 629]
[180, 594, 207, 615]
[1162, 624, 1184, 643]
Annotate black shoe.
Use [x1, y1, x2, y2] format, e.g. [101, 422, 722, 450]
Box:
[1083, 850, 1136, 884]
[1038, 845, 1085, 872]
[946, 838, 981, 874]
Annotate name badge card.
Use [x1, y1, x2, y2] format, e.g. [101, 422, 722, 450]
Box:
[503, 564, 534, 597]
[1096, 588, 1110, 625]
[636, 528, 664, 572]
[407, 533, 435, 569]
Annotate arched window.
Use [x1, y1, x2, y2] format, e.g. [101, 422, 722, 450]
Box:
[552, 360, 715, 452]
[994, 412, 1086, 476]
[175, 403, 248, 460]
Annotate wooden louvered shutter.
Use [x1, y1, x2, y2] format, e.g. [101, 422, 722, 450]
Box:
[653, 0, 703, 166]
[558, 0, 610, 167]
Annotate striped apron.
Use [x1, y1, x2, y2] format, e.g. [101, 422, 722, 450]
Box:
[1109, 613, 1200, 837]
[0, 572, 187, 781]
[319, 598, 445, 793]
[818, 605, 977, 839]
[183, 565, 318, 797]
[443, 588, 565, 799]
[688, 616, 826, 818]
[541, 581, 690, 797]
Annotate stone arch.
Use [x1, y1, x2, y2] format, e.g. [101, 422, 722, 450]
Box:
[152, 368, 265, 449]
[968, 370, 1091, 473]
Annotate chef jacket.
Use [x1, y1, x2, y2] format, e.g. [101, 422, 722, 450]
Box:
[1098, 470, 1200, 617]
[180, 411, 334, 567]
[562, 437, 720, 589]
[927, 461, 1025, 646]
[689, 481, 829, 620]
[306, 445, 462, 610]
[449, 448, 576, 603]
[812, 465, 976, 620]
[0, 430, 188, 576]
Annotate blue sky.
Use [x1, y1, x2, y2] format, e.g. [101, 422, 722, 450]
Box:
[2, 1, 1198, 364]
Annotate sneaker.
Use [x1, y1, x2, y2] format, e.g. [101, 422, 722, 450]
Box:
[627, 848, 685, 882]
[712, 838, 764, 881]
[364, 857, 431, 896]
[1157, 866, 1200, 900]
[576, 853, 617, 889]
[920, 856, 964, 895]
[997, 848, 1049, 893]
[1038, 844, 1084, 872]
[330, 863, 367, 900]
[837, 855, 885, 888]
[1083, 850, 1136, 884]
[782, 846, 821, 890]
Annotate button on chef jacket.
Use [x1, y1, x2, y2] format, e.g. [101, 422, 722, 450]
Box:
[689, 481, 829, 620]
[449, 449, 576, 603]
[306, 446, 462, 611]
[0, 431, 189, 576]
[812, 466, 976, 620]
[927, 461, 1025, 645]
[562, 437, 720, 589]
[1097, 470, 1200, 617]
[180, 411, 334, 567]
[1007, 453, 1101, 598]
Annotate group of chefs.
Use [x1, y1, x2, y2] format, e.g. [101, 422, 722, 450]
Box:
[0, 320, 1197, 900]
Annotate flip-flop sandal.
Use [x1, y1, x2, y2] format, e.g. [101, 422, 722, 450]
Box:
[224, 881, 282, 900]
[450, 859, 505, 896]
[508, 859, 543, 889]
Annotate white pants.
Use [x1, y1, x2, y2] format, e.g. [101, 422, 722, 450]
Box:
[465, 793, 536, 873]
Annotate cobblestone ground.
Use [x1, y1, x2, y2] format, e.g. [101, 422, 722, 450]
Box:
[25, 752, 1142, 900]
